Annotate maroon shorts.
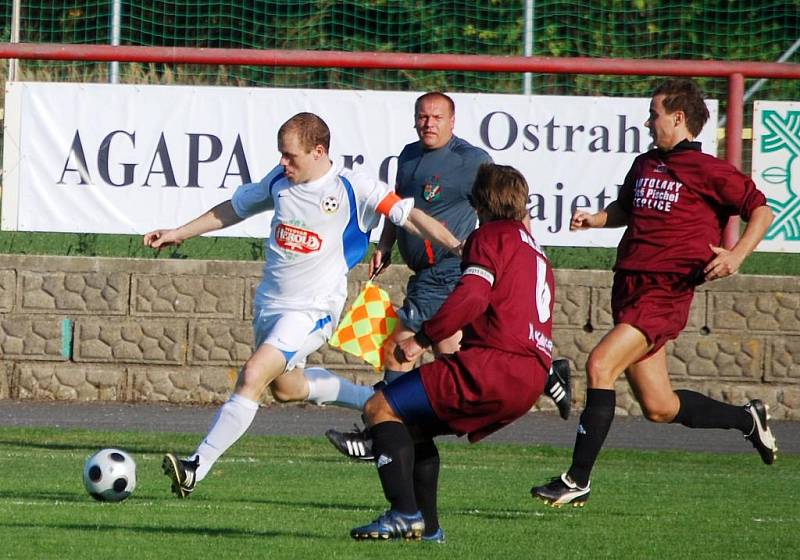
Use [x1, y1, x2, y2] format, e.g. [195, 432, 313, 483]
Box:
[611, 271, 695, 361]
[419, 347, 548, 443]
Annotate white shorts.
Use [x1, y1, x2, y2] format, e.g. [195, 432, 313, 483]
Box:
[253, 307, 334, 372]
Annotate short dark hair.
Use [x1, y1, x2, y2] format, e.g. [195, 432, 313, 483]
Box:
[414, 91, 455, 116]
[278, 112, 330, 152]
[470, 163, 529, 222]
[652, 79, 710, 137]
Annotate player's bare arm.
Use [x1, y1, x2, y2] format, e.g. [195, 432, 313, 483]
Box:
[704, 205, 774, 281]
[570, 200, 630, 231]
[143, 200, 244, 249]
[403, 208, 462, 256]
[377, 194, 459, 255]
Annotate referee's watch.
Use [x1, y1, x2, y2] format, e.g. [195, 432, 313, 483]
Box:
[413, 330, 432, 348]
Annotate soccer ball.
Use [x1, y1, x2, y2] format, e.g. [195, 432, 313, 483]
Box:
[83, 448, 137, 502]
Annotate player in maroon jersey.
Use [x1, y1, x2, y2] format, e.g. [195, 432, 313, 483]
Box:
[531, 78, 777, 509]
[350, 163, 555, 542]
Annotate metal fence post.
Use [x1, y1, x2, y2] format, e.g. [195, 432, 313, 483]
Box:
[722, 72, 744, 249]
[9, 0, 21, 81]
[110, 0, 121, 83]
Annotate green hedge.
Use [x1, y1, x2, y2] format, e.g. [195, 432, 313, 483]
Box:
[1, 231, 796, 275]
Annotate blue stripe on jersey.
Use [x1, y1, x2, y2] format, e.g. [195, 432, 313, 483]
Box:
[268, 172, 285, 197]
[339, 176, 370, 270]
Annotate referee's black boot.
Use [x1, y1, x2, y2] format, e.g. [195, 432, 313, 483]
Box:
[545, 359, 572, 420]
[325, 424, 374, 461]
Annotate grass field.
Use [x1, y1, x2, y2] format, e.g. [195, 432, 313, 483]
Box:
[1, 231, 799, 276]
[0, 427, 797, 559]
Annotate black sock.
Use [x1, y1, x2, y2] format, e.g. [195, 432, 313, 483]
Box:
[671, 389, 752, 433]
[567, 388, 615, 488]
[413, 439, 440, 536]
[371, 421, 417, 515]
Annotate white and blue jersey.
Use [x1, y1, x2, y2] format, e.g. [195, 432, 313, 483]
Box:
[232, 163, 399, 334]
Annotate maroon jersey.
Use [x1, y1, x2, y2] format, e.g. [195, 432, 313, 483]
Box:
[419, 219, 554, 442]
[615, 142, 767, 275]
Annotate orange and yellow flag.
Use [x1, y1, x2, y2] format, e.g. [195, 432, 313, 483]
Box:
[329, 281, 398, 371]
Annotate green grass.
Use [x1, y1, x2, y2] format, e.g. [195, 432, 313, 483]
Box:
[0, 428, 797, 559]
[1, 231, 799, 275]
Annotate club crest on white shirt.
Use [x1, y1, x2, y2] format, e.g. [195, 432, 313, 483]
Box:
[321, 195, 340, 214]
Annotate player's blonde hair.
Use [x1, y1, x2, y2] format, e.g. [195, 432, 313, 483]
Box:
[470, 163, 529, 222]
[278, 112, 331, 153]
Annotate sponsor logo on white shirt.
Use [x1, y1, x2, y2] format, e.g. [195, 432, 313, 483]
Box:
[275, 223, 322, 254]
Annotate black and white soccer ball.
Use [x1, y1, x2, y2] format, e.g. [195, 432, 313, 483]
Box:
[83, 448, 137, 502]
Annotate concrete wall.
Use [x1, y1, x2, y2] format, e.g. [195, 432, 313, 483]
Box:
[0, 255, 798, 419]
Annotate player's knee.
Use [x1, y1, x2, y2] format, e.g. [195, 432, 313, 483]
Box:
[363, 392, 394, 424]
[237, 366, 257, 391]
[270, 386, 293, 403]
[236, 364, 271, 400]
[363, 394, 381, 423]
[585, 351, 616, 387]
[269, 376, 307, 403]
[640, 404, 675, 423]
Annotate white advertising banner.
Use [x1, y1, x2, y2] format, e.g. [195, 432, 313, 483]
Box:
[752, 100, 800, 252]
[2, 82, 718, 246]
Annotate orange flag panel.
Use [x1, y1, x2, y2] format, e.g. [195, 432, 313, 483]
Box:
[329, 281, 398, 371]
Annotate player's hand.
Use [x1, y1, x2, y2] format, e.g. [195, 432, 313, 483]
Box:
[570, 210, 605, 231]
[704, 244, 744, 281]
[450, 239, 466, 258]
[369, 248, 390, 278]
[396, 336, 424, 363]
[143, 229, 182, 249]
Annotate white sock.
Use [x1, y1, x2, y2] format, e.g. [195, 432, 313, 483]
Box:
[305, 367, 374, 411]
[192, 393, 259, 482]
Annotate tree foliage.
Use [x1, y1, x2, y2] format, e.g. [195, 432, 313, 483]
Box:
[3, 1, 798, 100]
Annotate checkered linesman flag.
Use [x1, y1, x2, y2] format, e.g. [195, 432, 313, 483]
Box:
[329, 281, 398, 371]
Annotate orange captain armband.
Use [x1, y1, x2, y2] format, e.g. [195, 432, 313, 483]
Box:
[376, 192, 402, 217]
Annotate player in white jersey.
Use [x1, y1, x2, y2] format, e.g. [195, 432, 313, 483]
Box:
[241, 163, 400, 326]
[143, 112, 461, 498]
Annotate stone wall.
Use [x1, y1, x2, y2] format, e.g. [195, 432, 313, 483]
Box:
[0, 255, 798, 419]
